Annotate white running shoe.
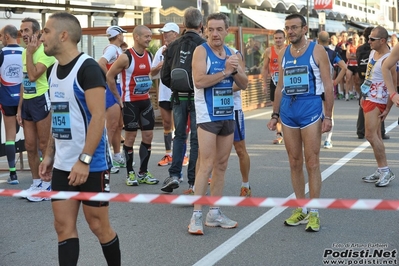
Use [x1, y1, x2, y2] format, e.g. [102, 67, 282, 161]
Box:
[21, 183, 42, 199]
[27, 183, 52, 202]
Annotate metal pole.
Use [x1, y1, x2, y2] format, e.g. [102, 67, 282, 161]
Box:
[365, 0, 368, 23]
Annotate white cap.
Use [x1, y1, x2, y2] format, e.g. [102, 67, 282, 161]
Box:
[159, 22, 180, 34]
[106, 26, 127, 39]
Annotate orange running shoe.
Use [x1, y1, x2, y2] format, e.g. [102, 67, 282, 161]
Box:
[183, 186, 194, 195]
[239, 187, 252, 197]
[273, 134, 283, 144]
[158, 155, 172, 166]
[182, 156, 189, 166]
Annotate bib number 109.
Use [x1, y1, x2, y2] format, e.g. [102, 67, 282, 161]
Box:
[290, 77, 302, 84]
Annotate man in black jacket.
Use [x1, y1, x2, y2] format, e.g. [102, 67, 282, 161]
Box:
[160, 7, 205, 194]
[356, 26, 389, 139]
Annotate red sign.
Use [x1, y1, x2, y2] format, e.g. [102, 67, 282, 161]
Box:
[314, 0, 333, 10]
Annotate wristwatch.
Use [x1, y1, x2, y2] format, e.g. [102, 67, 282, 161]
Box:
[79, 153, 92, 165]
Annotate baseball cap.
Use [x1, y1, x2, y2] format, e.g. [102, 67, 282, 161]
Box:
[159, 22, 180, 34]
[106, 26, 127, 39]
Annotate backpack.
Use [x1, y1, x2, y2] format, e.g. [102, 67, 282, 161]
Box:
[356, 43, 371, 79]
[170, 34, 204, 92]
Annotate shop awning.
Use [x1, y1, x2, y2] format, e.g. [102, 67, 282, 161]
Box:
[345, 20, 376, 32]
[239, 8, 286, 30]
[325, 20, 346, 34]
[239, 8, 346, 33]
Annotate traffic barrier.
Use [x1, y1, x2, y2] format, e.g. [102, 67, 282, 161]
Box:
[1, 189, 399, 210]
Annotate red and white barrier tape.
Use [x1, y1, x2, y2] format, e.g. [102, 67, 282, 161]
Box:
[1, 189, 398, 210]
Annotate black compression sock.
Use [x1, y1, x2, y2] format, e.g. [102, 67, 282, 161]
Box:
[101, 234, 121, 266]
[58, 238, 79, 266]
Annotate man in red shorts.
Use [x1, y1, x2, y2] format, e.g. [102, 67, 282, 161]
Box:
[361, 26, 395, 187]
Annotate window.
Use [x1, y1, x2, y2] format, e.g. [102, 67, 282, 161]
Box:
[243, 33, 268, 75]
[348, 3, 352, 8]
[342, 2, 347, 7]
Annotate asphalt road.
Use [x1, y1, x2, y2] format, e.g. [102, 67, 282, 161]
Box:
[1, 98, 399, 266]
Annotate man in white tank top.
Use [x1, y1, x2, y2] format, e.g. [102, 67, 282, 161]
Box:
[360, 26, 396, 187]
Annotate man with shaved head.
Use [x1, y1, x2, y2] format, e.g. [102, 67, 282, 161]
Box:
[39, 12, 120, 265]
[360, 25, 395, 187]
[318, 31, 347, 149]
[107, 25, 160, 187]
[0, 25, 24, 184]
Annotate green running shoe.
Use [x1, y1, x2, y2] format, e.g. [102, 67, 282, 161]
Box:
[126, 171, 138, 186]
[305, 212, 320, 232]
[113, 157, 126, 168]
[138, 171, 159, 185]
[284, 208, 308, 226]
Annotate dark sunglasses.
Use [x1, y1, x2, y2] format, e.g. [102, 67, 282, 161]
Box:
[369, 37, 381, 41]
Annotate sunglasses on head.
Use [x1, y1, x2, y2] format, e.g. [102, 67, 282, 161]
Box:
[369, 37, 381, 41]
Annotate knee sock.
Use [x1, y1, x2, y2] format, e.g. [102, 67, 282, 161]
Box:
[164, 131, 172, 153]
[123, 145, 133, 173]
[5, 141, 16, 175]
[58, 238, 79, 266]
[139, 142, 151, 174]
[101, 234, 121, 266]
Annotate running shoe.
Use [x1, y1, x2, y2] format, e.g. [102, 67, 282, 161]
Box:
[183, 185, 194, 195]
[7, 174, 19, 185]
[182, 156, 189, 166]
[239, 186, 251, 197]
[375, 170, 395, 187]
[158, 155, 172, 166]
[284, 208, 308, 226]
[126, 171, 138, 186]
[161, 176, 179, 192]
[137, 171, 159, 185]
[110, 166, 119, 174]
[113, 157, 126, 168]
[21, 182, 42, 199]
[205, 209, 238, 228]
[362, 170, 380, 183]
[349, 93, 354, 100]
[27, 183, 51, 202]
[382, 134, 390, 140]
[305, 212, 320, 232]
[338, 93, 344, 100]
[188, 213, 204, 235]
[323, 141, 333, 149]
[273, 134, 283, 144]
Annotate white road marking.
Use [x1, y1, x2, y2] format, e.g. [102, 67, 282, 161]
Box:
[193, 120, 397, 266]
